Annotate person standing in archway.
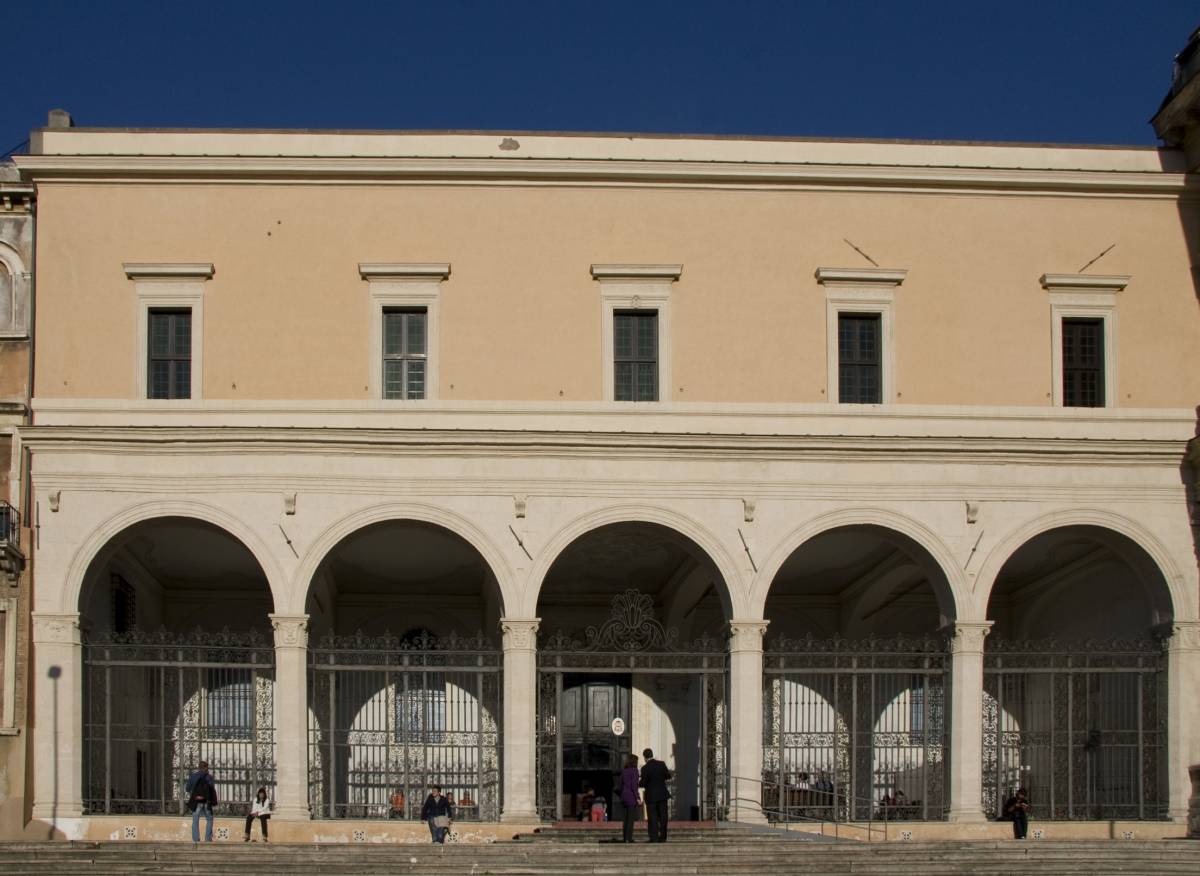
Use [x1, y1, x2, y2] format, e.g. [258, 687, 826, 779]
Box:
[620, 754, 641, 843]
[639, 748, 672, 843]
[1003, 787, 1031, 839]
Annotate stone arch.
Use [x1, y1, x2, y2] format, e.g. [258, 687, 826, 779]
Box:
[292, 502, 516, 617]
[63, 499, 286, 615]
[750, 507, 966, 623]
[523, 503, 746, 619]
[971, 508, 1186, 622]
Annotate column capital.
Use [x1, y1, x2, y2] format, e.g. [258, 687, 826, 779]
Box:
[269, 614, 309, 648]
[1166, 621, 1200, 651]
[31, 611, 82, 645]
[500, 617, 540, 651]
[946, 621, 993, 655]
[728, 619, 769, 652]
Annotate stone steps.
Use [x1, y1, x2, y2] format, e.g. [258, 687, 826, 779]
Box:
[0, 839, 1197, 876]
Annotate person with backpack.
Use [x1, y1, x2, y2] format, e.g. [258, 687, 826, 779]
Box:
[184, 760, 218, 842]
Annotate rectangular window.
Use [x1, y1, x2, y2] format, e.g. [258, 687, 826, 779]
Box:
[1062, 317, 1104, 407]
[147, 309, 192, 399]
[111, 575, 136, 634]
[838, 313, 881, 404]
[205, 668, 254, 741]
[382, 308, 427, 400]
[613, 311, 658, 401]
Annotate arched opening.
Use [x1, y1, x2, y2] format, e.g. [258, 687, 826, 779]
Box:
[983, 525, 1173, 821]
[761, 525, 955, 822]
[77, 516, 274, 816]
[534, 521, 731, 822]
[303, 520, 504, 822]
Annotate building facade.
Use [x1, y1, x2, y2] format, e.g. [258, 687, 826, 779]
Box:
[9, 119, 1200, 841]
[0, 158, 33, 838]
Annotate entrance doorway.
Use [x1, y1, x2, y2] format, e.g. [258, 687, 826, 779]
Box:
[561, 673, 631, 820]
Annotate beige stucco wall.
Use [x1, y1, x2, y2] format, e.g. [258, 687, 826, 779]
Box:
[31, 182, 1200, 407]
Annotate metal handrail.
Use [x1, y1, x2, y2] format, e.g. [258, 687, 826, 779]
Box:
[726, 775, 890, 842]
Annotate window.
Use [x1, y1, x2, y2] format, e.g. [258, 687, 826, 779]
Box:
[817, 267, 904, 404]
[147, 309, 191, 399]
[0, 240, 30, 338]
[614, 311, 658, 401]
[592, 264, 680, 402]
[1062, 318, 1104, 407]
[126, 263, 211, 400]
[383, 308, 427, 399]
[1041, 273, 1126, 409]
[205, 668, 254, 741]
[838, 313, 881, 404]
[360, 263, 448, 400]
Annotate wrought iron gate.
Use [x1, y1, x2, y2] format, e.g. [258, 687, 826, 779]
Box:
[982, 638, 1167, 820]
[763, 633, 948, 821]
[82, 628, 276, 815]
[536, 590, 729, 821]
[307, 630, 501, 820]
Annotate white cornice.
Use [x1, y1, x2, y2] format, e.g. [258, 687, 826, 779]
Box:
[14, 155, 1195, 198]
[815, 267, 908, 287]
[1039, 273, 1131, 293]
[25, 398, 1195, 444]
[359, 263, 450, 280]
[123, 262, 214, 280]
[590, 264, 682, 281]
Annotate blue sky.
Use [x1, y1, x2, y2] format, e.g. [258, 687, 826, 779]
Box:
[4, 1, 1197, 155]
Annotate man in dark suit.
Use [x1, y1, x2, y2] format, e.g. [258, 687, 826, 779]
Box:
[638, 747, 672, 843]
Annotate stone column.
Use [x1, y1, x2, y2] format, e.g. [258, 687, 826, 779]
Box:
[728, 619, 768, 823]
[945, 621, 991, 822]
[500, 618, 540, 823]
[1166, 622, 1200, 822]
[31, 612, 84, 821]
[270, 614, 311, 820]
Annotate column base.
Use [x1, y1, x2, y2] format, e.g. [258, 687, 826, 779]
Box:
[945, 807, 988, 824]
[271, 805, 312, 821]
[500, 810, 543, 825]
[31, 803, 84, 820]
[728, 807, 768, 825]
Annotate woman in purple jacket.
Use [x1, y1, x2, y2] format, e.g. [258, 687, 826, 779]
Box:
[620, 753, 641, 843]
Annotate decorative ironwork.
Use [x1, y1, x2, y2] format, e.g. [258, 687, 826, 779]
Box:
[307, 629, 502, 822]
[982, 637, 1167, 821]
[764, 634, 948, 822]
[535, 590, 729, 821]
[82, 627, 276, 816]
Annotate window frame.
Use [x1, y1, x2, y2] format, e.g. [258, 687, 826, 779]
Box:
[125, 263, 212, 401]
[0, 240, 30, 339]
[146, 308, 193, 400]
[592, 264, 681, 403]
[381, 307, 429, 400]
[817, 268, 905, 405]
[837, 311, 883, 404]
[613, 309, 659, 402]
[360, 263, 449, 401]
[1041, 274, 1127, 410]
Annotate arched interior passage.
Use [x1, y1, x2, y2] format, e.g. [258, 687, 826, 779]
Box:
[78, 517, 275, 816]
[761, 525, 955, 821]
[983, 525, 1173, 821]
[536, 522, 730, 822]
[304, 520, 504, 821]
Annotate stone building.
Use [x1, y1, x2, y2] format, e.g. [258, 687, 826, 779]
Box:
[6, 105, 1200, 841]
[0, 158, 33, 836]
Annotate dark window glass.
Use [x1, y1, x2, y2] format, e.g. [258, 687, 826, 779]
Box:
[1062, 318, 1104, 407]
[383, 309, 427, 399]
[147, 309, 191, 399]
[838, 313, 881, 404]
[613, 311, 657, 401]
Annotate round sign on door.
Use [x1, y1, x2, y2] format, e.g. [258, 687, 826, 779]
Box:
[611, 717, 626, 736]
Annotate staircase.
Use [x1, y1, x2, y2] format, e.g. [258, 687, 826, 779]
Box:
[0, 835, 1197, 875]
